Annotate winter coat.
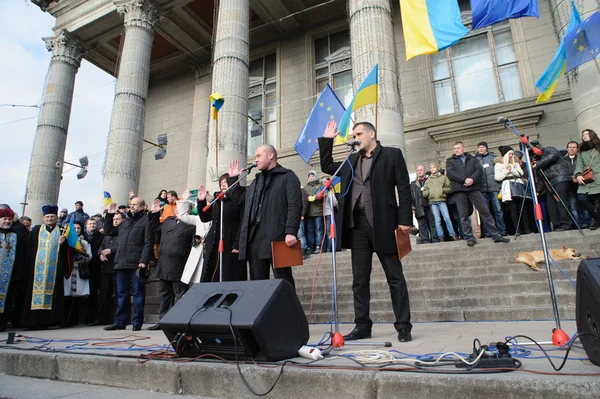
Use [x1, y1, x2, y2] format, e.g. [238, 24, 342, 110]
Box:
[238, 164, 303, 261]
[318, 138, 412, 254]
[152, 214, 196, 281]
[534, 146, 572, 186]
[85, 230, 104, 278]
[475, 152, 501, 192]
[575, 147, 600, 195]
[564, 154, 578, 176]
[422, 173, 451, 202]
[63, 209, 90, 227]
[494, 153, 525, 202]
[446, 152, 483, 193]
[301, 188, 309, 217]
[64, 237, 91, 297]
[98, 235, 119, 274]
[305, 179, 324, 218]
[177, 200, 210, 284]
[103, 211, 154, 271]
[410, 177, 429, 218]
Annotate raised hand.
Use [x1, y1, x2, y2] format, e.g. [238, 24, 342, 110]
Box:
[229, 159, 241, 177]
[151, 199, 162, 213]
[182, 188, 191, 202]
[198, 185, 207, 201]
[129, 189, 135, 198]
[108, 203, 117, 214]
[323, 120, 340, 139]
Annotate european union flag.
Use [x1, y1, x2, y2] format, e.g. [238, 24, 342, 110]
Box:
[564, 11, 600, 73]
[294, 84, 345, 163]
[471, 0, 539, 30]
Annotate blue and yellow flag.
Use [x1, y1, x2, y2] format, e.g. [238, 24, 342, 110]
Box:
[335, 65, 378, 144]
[317, 176, 342, 197]
[209, 92, 224, 120]
[103, 191, 113, 206]
[399, 0, 468, 60]
[471, 0, 539, 31]
[564, 11, 600, 74]
[294, 84, 346, 163]
[535, 2, 581, 103]
[64, 219, 83, 251]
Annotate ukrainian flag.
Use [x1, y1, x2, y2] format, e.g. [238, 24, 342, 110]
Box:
[535, 1, 581, 103]
[335, 65, 378, 144]
[103, 191, 113, 206]
[399, 0, 468, 61]
[64, 220, 83, 251]
[209, 92, 224, 120]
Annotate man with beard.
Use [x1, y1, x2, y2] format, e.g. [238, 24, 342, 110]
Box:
[21, 205, 68, 329]
[0, 207, 27, 331]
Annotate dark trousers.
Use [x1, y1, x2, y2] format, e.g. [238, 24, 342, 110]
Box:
[64, 296, 82, 326]
[545, 181, 572, 230]
[247, 238, 295, 289]
[416, 207, 438, 243]
[85, 268, 101, 324]
[578, 193, 600, 221]
[350, 214, 411, 332]
[96, 274, 116, 324]
[115, 269, 145, 327]
[158, 280, 188, 318]
[455, 191, 501, 240]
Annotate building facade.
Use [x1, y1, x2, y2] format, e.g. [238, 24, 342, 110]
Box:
[27, 0, 600, 223]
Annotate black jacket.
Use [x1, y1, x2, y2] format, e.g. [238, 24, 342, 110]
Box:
[85, 231, 105, 276]
[103, 211, 153, 270]
[535, 146, 572, 186]
[446, 152, 483, 193]
[410, 177, 429, 218]
[318, 138, 412, 254]
[238, 164, 302, 260]
[98, 235, 119, 274]
[152, 215, 196, 281]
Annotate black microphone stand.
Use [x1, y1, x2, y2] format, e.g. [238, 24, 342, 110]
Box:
[500, 117, 570, 346]
[202, 164, 255, 282]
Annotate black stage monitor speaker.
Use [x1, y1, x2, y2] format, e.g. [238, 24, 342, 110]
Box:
[159, 279, 309, 361]
[576, 258, 600, 366]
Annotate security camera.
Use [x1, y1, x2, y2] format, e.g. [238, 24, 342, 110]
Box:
[55, 161, 62, 169]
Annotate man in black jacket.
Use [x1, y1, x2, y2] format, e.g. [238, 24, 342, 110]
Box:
[102, 199, 154, 331]
[84, 218, 104, 325]
[319, 121, 413, 343]
[410, 165, 438, 244]
[475, 142, 506, 236]
[446, 141, 510, 247]
[237, 145, 302, 288]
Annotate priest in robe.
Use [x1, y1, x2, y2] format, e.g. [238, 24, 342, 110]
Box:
[21, 205, 68, 329]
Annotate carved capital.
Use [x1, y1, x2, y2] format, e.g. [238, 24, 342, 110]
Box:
[43, 30, 85, 68]
[193, 63, 212, 85]
[114, 0, 162, 31]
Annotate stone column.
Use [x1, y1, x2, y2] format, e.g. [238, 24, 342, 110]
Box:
[186, 64, 212, 189]
[103, 0, 160, 205]
[204, 0, 249, 190]
[549, 0, 600, 133]
[25, 30, 84, 224]
[348, 0, 405, 152]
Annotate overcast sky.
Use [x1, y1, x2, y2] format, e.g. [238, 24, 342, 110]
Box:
[1, 0, 114, 217]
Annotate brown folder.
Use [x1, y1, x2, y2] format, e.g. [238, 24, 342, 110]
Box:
[395, 228, 412, 260]
[271, 241, 304, 269]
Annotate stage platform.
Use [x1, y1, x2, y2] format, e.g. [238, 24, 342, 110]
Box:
[1, 321, 599, 398]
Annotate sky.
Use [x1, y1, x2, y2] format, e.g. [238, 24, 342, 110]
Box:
[0, 0, 115, 217]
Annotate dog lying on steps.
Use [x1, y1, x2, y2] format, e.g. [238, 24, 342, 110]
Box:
[515, 246, 588, 271]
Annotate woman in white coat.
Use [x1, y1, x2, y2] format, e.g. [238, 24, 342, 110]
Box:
[63, 221, 92, 326]
[495, 146, 531, 235]
[178, 189, 211, 284]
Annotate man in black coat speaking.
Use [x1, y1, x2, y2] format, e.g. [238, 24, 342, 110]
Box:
[237, 145, 302, 288]
[318, 120, 413, 343]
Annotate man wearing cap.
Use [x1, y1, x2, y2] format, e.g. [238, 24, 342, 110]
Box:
[475, 142, 506, 237]
[21, 205, 68, 329]
[58, 208, 69, 228]
[64, 201, 90, 227]
[0, 207, 27, 331]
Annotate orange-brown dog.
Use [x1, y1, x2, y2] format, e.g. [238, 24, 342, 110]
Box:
[515, 246, 588, 271]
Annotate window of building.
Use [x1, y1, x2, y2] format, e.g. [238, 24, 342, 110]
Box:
[314, 29, 353, 106]
[431, 22, 523, 115]
[248, 53, 277, 157]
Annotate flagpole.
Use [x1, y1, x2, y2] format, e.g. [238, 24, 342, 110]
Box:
[375, 83, 379, 132]
[215, 117, 219, 173]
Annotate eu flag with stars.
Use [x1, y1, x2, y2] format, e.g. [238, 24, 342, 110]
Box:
[564, 11, 600, 74]
[471, 0, 539, 30]
[294, 84, 346, 163]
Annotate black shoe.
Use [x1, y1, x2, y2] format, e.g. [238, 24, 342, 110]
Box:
[87, 321, 101, 327]
[343, 327, 372, 341]
[132, 325, 143, 331]
[494, 236, 510, 243]
[467, 239, 476, 247]
[590, 219, 600, 230]
[104, 324, 126, 331]
[397, 328, 412, 342]
[146, 324, 161, 331]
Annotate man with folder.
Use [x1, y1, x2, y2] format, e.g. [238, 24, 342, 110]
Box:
[319, 121, 413, 342]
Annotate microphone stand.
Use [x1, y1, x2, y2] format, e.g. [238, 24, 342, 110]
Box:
[500, 118, 570, 346]
[202, 165, 254, 282]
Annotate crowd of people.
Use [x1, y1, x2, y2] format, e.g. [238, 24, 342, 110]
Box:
[1, 126, 598, 344]
[411, 129, 600, 246]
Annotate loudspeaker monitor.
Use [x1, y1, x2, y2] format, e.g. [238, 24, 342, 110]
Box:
[576, 258, 600, 366]
[159, 279, 309, 361]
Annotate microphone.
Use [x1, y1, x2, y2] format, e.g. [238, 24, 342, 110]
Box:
[242, 162, 257, 172]
[346, 139, 361, 147]
[497, 116, 509, 125]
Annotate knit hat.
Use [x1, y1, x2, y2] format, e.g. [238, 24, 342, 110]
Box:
[60, 208, 68, 214]
[477, 142, 488, 149]
[0, 208, 14, 219]
[514, 151, 524, 159]
[307, 170, 317, 179]
[498, 146, 514, 157]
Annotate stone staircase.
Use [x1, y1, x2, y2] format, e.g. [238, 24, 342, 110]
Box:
[143, 230, 600, 324]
